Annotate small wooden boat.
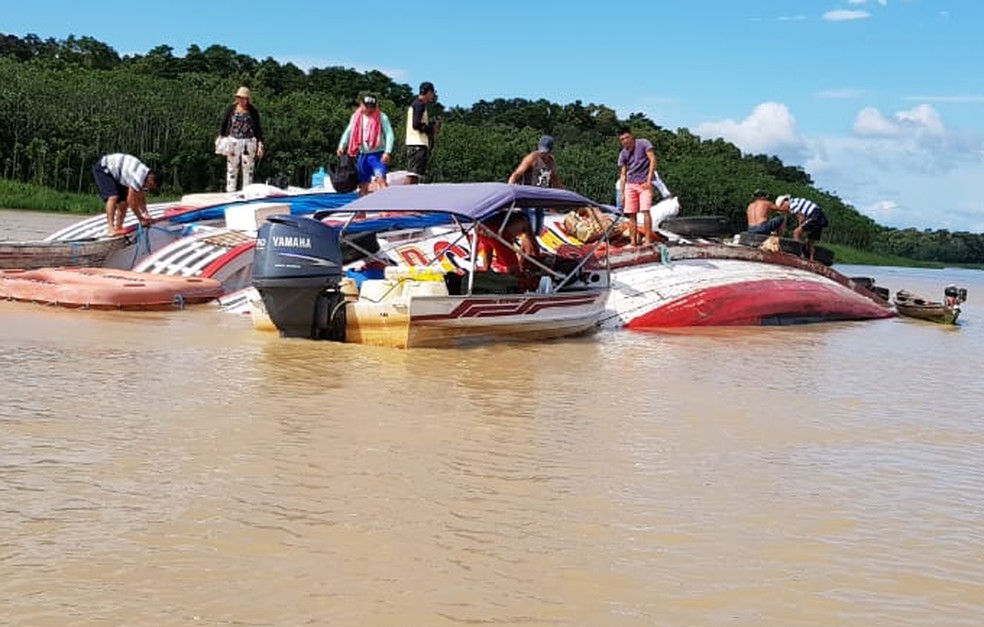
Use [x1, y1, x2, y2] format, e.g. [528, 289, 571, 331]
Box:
[894, 286, 967, 325]
[0, 235, 132, 270]
[0, 267, 223, 310]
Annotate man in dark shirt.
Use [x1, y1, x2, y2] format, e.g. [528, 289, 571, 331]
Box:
[404, 81, 439, 184]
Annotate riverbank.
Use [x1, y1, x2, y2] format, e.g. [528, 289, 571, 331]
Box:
[0, 178, 103, 214]
[0, 178, 180, 214]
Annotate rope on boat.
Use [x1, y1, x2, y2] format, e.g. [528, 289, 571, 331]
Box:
[659, 244, 672, 266]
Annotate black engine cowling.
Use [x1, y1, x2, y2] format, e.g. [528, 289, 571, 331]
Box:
[252, 215, 347, 340]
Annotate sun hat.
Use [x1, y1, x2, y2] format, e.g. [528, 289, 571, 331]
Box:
[775, 194, 790, 206]
[537, 135, 554, 153]
[362, 94, 378, 106]
[235, 86, 251, 99]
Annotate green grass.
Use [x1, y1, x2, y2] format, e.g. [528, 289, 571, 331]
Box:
[825, 243, 944, 268]
[0, 178, 104, 213]
[0, 178, 180, 214]
[826, 243, 984, 270]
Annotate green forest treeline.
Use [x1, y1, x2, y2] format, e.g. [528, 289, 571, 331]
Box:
[2, 33, 981, 264]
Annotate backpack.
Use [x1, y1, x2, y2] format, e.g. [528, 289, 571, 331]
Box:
[330, 154, 358, 193]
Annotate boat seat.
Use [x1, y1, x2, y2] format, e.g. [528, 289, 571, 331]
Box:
[445, 272, 519, 295]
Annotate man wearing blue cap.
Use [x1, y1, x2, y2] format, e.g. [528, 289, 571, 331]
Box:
[508, 135, 564, 188]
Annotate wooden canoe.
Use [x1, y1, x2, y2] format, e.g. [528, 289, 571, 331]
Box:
[894, 289, 962, 325]
[0, 236, 131, 270]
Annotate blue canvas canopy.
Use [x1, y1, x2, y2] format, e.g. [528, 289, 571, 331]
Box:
[313, 182, 610, 222]
[169, 192, 360, 224]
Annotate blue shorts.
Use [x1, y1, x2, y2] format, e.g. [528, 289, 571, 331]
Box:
[747, 215, 786, 235]
[356, 152, 387, 183]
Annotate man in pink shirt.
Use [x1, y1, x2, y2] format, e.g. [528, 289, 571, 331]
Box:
[617, 127, 657, 246]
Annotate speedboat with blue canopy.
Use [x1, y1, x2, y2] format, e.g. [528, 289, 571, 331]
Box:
[251, 182, 613, 347]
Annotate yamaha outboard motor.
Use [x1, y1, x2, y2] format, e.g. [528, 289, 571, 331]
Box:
[252, 215, 347, 341]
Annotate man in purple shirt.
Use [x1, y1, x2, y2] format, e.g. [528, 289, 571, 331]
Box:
[617, 127, 657, 246]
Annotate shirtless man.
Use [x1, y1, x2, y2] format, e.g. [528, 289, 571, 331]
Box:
[746, 189, 786, 235]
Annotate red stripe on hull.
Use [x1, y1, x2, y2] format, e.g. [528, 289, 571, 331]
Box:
[626, 278, 894, 328]
[414, 294, 600, 322]
[201, 240, 256, 278]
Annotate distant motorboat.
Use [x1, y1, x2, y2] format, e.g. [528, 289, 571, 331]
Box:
[894, 286, 967, 325]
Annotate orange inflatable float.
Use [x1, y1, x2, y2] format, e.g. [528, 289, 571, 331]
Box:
[0, 267, 223, 310]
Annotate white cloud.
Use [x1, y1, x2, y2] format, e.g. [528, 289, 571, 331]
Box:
[778, 15, 807, 21]
[696, 102, 984, 231]
[823, 10, 871, 21]
[854, 104, 946, 138]
[853, 107, 903, 137]
[902, 94, 984, 104]
[817, 88, 865, 99]
[695, 102, 809, 160]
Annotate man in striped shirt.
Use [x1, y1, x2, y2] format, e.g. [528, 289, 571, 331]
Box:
[92, 153, 158, 236]
[775, 195, 828, 260]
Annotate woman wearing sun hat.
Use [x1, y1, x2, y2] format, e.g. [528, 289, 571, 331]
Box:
[217, 86, 265, 192]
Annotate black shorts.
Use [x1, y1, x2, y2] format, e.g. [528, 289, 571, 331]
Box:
[405, 145, 430, 176]
[92, 162, 127, 202]
[801, 216, 826, 241]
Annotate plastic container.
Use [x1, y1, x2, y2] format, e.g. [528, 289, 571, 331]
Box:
[311, 166, 326, 189]
[384, 265, 445, 282]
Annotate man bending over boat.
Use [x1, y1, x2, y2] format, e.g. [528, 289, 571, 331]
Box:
[508, 135, 564, 188]
[746, 190, 786, 235]
[92, 153, 158, 236]
[775, 195, 829, 260]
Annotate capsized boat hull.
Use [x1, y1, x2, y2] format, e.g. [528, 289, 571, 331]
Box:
[0, 267, 223, 309]
[134, 226, 257, 293]
[592, 242, 894, 328]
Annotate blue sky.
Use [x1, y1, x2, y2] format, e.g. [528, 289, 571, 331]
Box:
[6, 0, 984, 232]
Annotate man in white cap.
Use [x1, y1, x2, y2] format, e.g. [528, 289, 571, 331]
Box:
[775, 194, 829, 260]
[508, 134, 564, 188]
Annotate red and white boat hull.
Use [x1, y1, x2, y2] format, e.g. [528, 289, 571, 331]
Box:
[598, 245, 893, 329]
